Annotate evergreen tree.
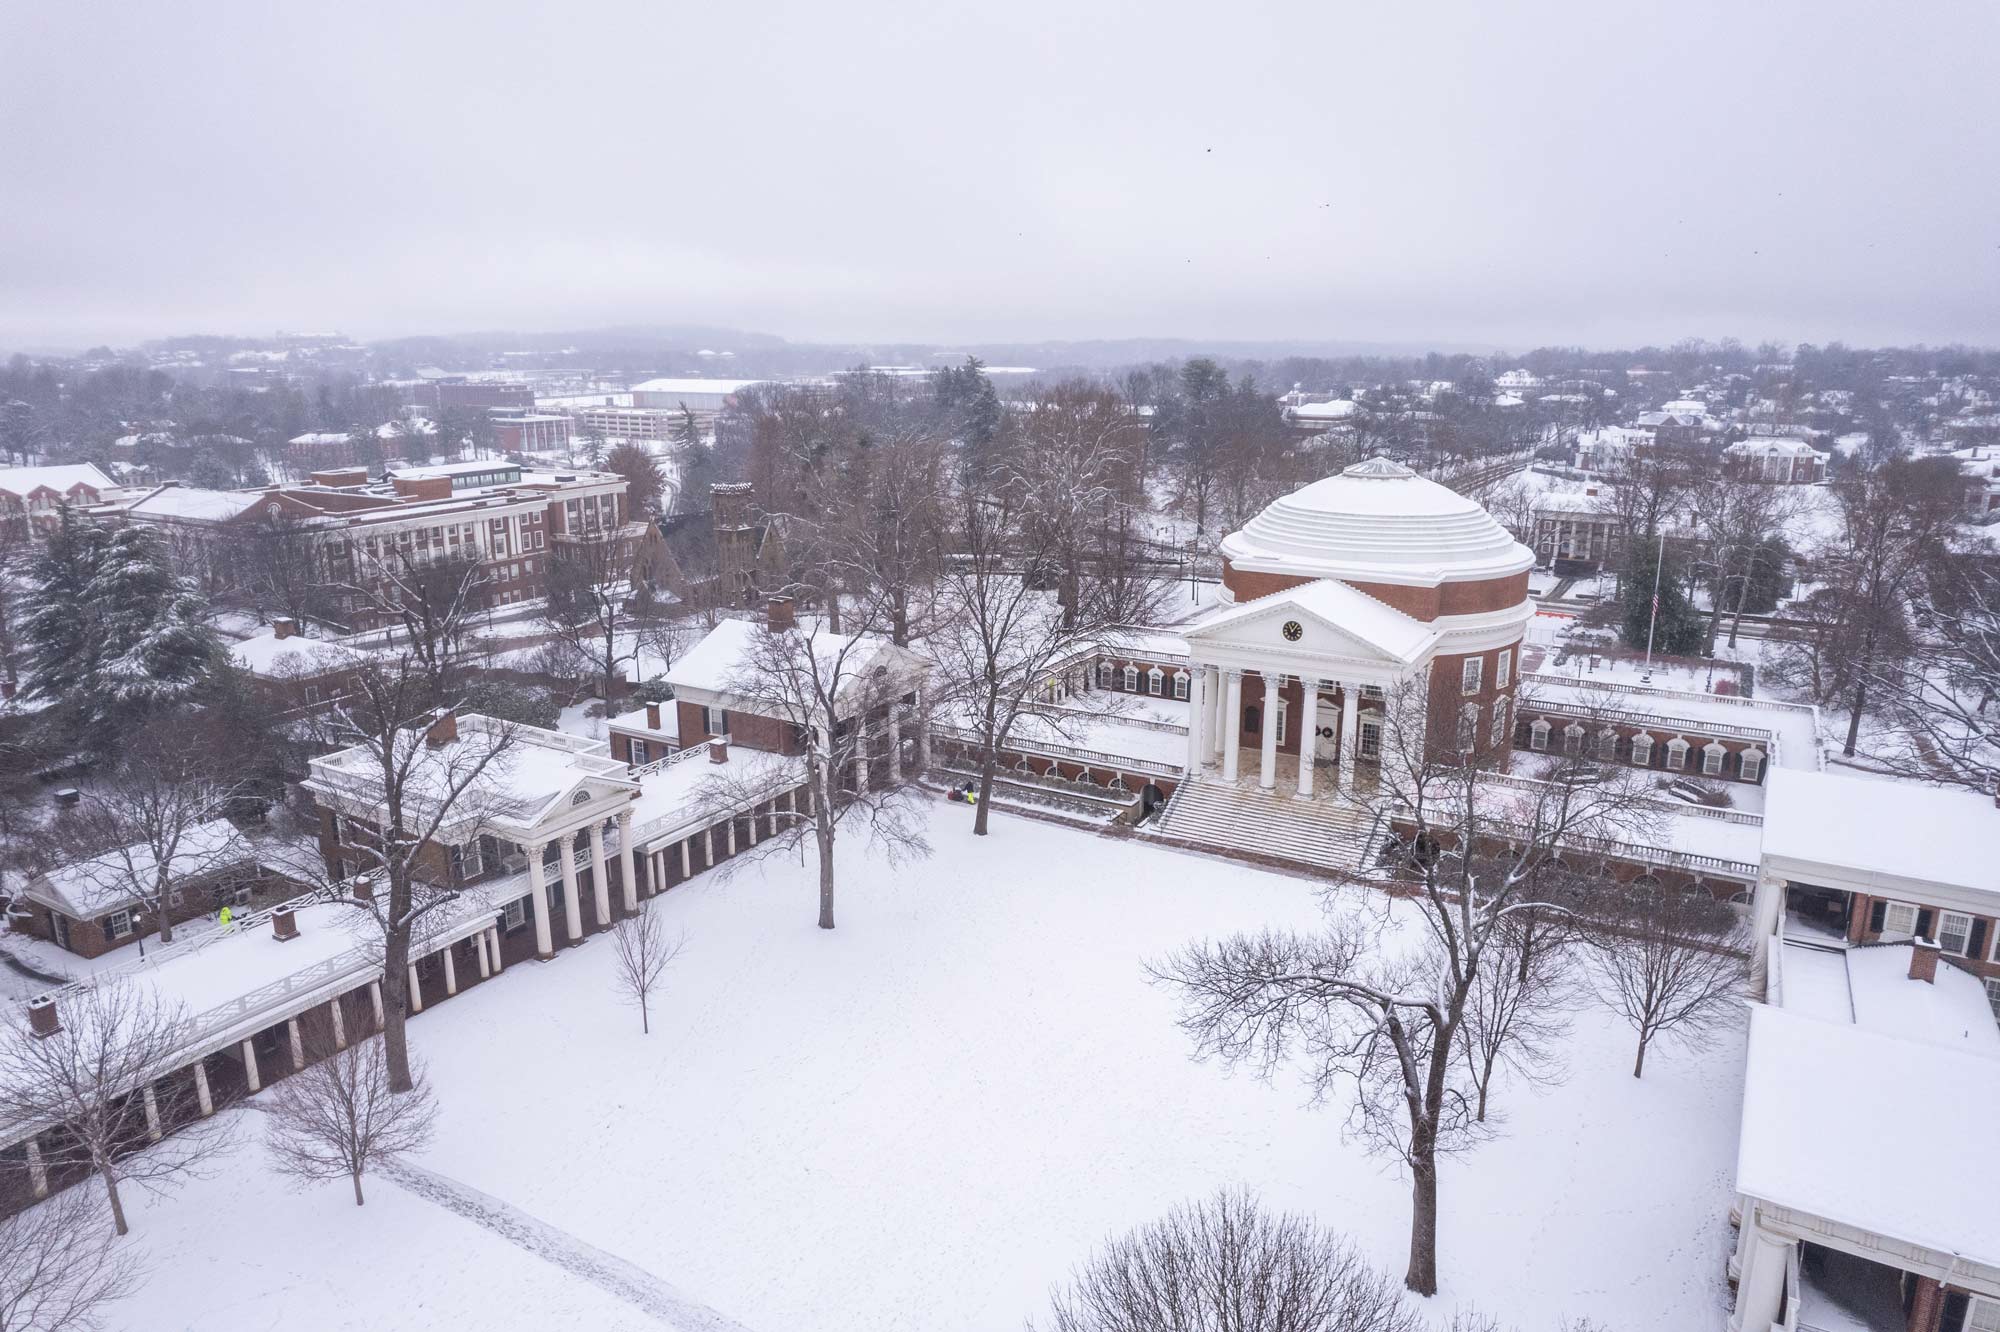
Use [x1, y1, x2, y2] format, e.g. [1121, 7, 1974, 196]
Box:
[1620, 540, 1706, 657]
[20, 506, 106, 706]
[670, 407, 717, 515]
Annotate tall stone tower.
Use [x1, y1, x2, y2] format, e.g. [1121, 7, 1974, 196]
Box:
[711, 482, 758, 605]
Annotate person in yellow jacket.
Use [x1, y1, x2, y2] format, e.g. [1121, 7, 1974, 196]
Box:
[218, 905, 235, 933]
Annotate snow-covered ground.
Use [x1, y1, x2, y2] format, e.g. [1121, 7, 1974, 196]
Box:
[97, 807, 1744, 1331]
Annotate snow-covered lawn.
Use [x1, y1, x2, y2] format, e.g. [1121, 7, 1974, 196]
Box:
[106, 806, 1745, 1331]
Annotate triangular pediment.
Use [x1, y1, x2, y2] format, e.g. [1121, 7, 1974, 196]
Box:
[1184, 581, 1438, 666]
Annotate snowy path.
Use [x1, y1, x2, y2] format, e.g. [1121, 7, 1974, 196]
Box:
[380, 1158, 757, 1332]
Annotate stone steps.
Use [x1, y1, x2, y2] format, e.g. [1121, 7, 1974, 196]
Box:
[1149, 777, 1378, 873]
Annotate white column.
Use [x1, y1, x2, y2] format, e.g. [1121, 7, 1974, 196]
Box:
[1185, 663, 1206, 774]
[1339, 684, 1360, 790]
[588, 823, 611, 927]
[25, 1139, 46, 1198]
[559, 836, 584, 941]
[1727, 1214, 1793, 1332]
[748, 804, 760, 845]
[242, 1039, 261, 1092]
[1258, 673, 1281, 791]
[854, 719, 870, 792]
[475, 930, 492, 979]
[916, 711, 931, 770]
[194, 1060, 213, 1116]
[442, 943, 458, 996]
[889, 712, 904, 782]
[1205, 665, 1224, 762]
[330, 997, 348, 1048]
[369, 980, 385, 1029]
[1296, 679, 1320, 798]
[726, 816, 738, 856]
[704, 826, 715, 867]
[287, 1017, 305, 1070]
[617, 812, 638, 913]
[680, 838, 692, 878]
[1221, 671, 1244, 781]
[487, 926, 504, 974]
[527, 842, 554, 957]
[1749, 874, 1786, 992]
[143, 1083, 162, 1141]
[406, 966, 423, 1014]
[647, 851, 661, 896]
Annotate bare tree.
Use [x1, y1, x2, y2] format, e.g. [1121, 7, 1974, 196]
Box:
[0, 982, 216, 1236]
[542, 531, 639, 710]
[0, 1185, 144, 1332]
[1687, 474, 1798, 655]
[339, 546, 489, 708]
[610, 907, 686, 1034]
[1035, 1189, 1424, 1332]
[1155, 680, 1659, 1296]
[1590, 888, 1746, 1078]
[51, 718, 250, 946]
[263, 1026, 438, 1206]
[1458, 903, 1577, 1123]
[717, 607, 929, 929]
[929, 488, 1133, 836]
[1853, 551, 2000, 792]
[299, 660, 520, 1093]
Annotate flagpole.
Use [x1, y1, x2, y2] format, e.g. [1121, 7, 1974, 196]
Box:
[1642, 526, 1665, 683]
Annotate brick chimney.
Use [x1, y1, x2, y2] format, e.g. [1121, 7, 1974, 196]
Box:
[709, 739, 729, 764]
[352, 876, 374, 903]
[645, 702, 661, 730]
[271, 908, 299, 942]
[1909, 938, 1939, 984]
[271, 616, 296, 640]
[426, 709, 457, 747]
[766, 596, 795, 633]
[27, 997, 59, 1040]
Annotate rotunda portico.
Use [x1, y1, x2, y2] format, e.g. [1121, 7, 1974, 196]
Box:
[1179, 458, 1535, 797]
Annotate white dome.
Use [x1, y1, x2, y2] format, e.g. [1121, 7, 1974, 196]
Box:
[1219, 457, 1533, 586]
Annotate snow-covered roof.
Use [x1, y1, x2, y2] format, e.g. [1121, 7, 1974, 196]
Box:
[664, 618, 920, 710]
[1737, 1002, 2000, 1267]
[1289, 398, 1358, 420]
[1724, 438, 1825, 458]
[1218, 458, 1535, 588]
[28, 820, 255, 919]
[122, 485, 264, 523]
[607, 703, 679, 743]
[1776, 940, 2000, 1054]
[1186, 577, 1440, 667]
[1763, 769, 2000, 902]
[626, 744, 805, 844]
[0, 463, 118, 499]
[385, 461, 522, 480]
[628, 378, 765, 396]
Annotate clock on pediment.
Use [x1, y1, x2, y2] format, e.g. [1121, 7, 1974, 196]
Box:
[1281, 620, 1304, 642]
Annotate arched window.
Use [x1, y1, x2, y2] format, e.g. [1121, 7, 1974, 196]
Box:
[1147, 666, 1164, 696]
[1666, 737, 1690, 771]
[1530, 717, 1551, 751]
[1097, 661, 1112, 689]
[1122, 665, 1138, 691]
[1701, 742, 1726, 776]
[1597, 728, 1619, 761]
[1172, 671, 1189, 701]
[1740, 748, 1765, 783]
[1562, 722, 1584, 755]
[1630, 734, 1653, 766]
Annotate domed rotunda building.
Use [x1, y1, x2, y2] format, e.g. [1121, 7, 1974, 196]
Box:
[1178, 457, 1535, 796]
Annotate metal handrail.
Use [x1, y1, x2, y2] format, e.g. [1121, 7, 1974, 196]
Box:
[931, 722, 1180, 778]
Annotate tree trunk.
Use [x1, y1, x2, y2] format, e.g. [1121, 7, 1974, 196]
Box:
[103, 1167, 129, 1236]
[381, 928, 414, 1094]
[891, 586, 909, 648]
[816, 817, 836, 930]
[640, 996, 650, 1035]
[1633, 1033, 1649, 1079]
[353, 1170, 365, 1206]
[973, 749, 997, 836]
[1843, 681, 1867, 758]
[1404, 1145, 1438, 1296]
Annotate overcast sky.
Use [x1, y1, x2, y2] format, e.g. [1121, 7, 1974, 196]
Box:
[3, 0, 1997, 352]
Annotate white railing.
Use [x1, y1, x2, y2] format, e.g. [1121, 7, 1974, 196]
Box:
[931, 722, 1180, 778]
[1525, 671, 1818, 717]
[1519, 694, 1775, 744]
[634, 740, 711, 777]
[1480, 769, 1766, 826]
[1030, 702, 1188, 736]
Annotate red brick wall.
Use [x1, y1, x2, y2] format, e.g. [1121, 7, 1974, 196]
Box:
[1221, 563, 1529, 624]
[1845, 894, 1998, 980]
[1512, 709, 1769, 785]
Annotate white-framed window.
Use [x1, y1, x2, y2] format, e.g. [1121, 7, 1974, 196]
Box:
[1123, 665, 1139, 691]
[1172, 671, 1189, 701]
[1740, 748, 1764, 782]
[1631, 734, 1653, 765]
[1879, 900, 1919, 938]
[106, 909, 134, 940]
[1097, 661, 1112, 688]
[502, 897, 528, 933]
[1490, 696, 1510, 746]
[630, 739, 648, 766]
[1666, 737, 1689, 771]
[1938, 910, 1974, 956]
[1147, 667, 1164, 696]
[1701, 742, 1725, 776]
[1562, 722, 1583, 755]
[1597, 729, 1618, 761]
[1496, 649, 1512, 691]
[1358, 715, 1382, 759]
[1985, 979, 2000, 1022]
[1275, 704, 1287, 745]
[1530, 717, 1550, 751]
[1461, 657, 1483, 695]
[1966, 1293, 2000, 1332]
[1459, 703, 1479, 752]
